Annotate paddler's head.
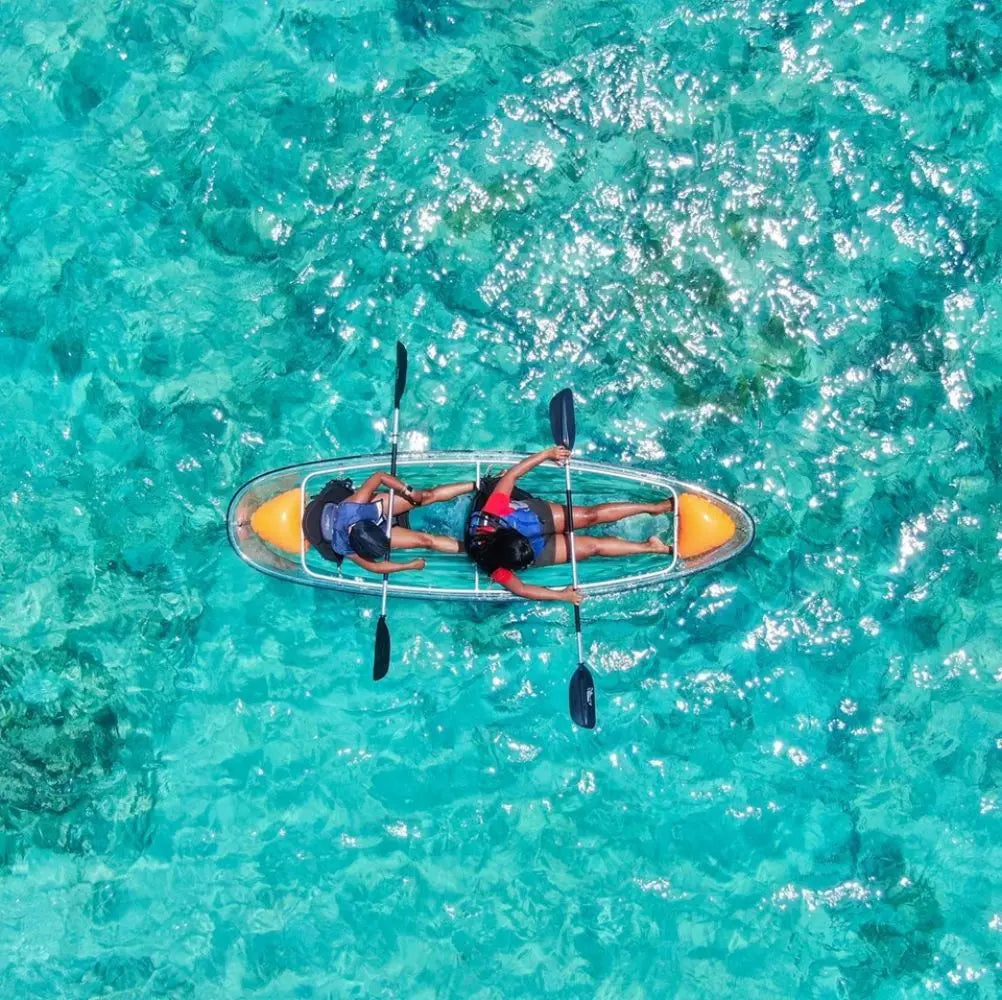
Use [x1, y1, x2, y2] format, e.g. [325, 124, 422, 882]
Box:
[349, 519, 390, 561]
[468, 528, 534, 574]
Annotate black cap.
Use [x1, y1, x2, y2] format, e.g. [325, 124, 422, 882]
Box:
[302, 497, 340, 563]
[302, 497, 326, 545]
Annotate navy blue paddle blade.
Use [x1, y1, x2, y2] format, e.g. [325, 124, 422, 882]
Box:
[549, 388, 576, 450]
[394, 341, 408, 408]
[373, 615, 390, 681]
[569, 664, 596, 729]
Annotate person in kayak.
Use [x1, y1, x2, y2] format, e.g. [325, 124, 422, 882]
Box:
[304, 472, 474, 574]
[465, 446, 674, 604]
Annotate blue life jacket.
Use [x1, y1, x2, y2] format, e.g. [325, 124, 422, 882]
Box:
[469, 500, 546, 561]
[322, 501, 384, 557]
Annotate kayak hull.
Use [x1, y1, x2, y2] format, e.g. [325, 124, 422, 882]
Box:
[226, 451, 754, 601]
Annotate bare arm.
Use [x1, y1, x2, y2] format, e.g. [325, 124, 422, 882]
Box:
[495, 446, 570, 497]
[347, 555, 426, 574]
[501, 573, 584, 605]
[348, 471, 412, 503]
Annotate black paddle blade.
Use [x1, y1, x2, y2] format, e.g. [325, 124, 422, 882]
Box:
[394, 341, 408, 408]
[373, 615, 390, 681]
[549, 388, 576, 450]
[569, 664, 596, 729]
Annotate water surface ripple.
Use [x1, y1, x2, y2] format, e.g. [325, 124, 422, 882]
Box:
[2, 0, 1001, 996]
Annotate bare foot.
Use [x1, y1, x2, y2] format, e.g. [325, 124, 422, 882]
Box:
[646, 536, 673, 555]
[649, 498, 675, 515]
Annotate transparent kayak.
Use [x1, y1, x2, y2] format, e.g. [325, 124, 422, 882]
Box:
[226, 451, 755, 601]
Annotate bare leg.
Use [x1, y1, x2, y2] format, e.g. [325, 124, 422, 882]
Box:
[549, 534, 673, 564]
[377, 480, 475, 518]
[547, 498, 674, 533]
[389, 527, 460, 554]
[417, 480, 476, 505]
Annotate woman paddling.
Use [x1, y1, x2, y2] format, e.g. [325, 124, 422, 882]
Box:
[465, 446, 674, 604]
[304, 472, 473, 574]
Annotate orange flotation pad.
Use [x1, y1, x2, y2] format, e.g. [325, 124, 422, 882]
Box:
[250, 488, 308, 555]
[677, 493, 736, 559]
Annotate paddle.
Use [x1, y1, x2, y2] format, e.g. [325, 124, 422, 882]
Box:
[549, 388, 596, 729]
[373, 341, 408, 681]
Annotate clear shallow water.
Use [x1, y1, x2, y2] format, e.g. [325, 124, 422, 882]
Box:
[2, 0, 1001, 995]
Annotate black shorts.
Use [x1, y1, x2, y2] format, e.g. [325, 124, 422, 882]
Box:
[525, 499, 559, 568]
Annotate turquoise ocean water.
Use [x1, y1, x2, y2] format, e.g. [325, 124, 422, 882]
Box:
[2, 0, 1001, 996]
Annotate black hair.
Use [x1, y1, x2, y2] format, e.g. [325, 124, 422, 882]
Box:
[468, 527, 534, 574]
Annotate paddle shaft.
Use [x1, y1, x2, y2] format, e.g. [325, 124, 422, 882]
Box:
[562, 461, 585, 667]
[378, 405, 401, 617]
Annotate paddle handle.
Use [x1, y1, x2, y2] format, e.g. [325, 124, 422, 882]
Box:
[562, 461, 585, 667]
[389, 405, 400, 478]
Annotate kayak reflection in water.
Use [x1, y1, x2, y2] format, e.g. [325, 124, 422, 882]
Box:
[464, 446, 674, 605]
[304, 472, 474, 574]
